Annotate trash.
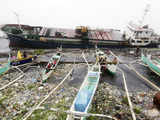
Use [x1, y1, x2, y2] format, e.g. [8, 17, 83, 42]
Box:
[31, 78, 37, 83]
[38, 86, 44, 90]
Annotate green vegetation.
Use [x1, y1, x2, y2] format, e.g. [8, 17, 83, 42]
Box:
[133, 107, 141, 114]
[87, 110, 97, 120]
[122, 96, 129, 105]
[28, 109, 51, 120]
[13, 108, 28, 120]
[28, 98, 68, 120]
[27, 84, 36, 90]
[51, 98, 68, 119]
[0, 95, 8, 108]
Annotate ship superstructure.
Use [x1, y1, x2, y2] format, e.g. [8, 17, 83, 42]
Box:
[123, 4, 155, 46]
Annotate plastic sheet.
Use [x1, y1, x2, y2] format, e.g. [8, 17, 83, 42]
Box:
[75, 89, 92, 112]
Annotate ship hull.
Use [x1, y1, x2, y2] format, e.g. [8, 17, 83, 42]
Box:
[7, 34, 158, 49]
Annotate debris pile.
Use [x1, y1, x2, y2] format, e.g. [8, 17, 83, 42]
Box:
[90, 82, 160, 120]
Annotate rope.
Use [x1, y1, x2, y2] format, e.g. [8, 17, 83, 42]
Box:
[22, 68, 73, 120]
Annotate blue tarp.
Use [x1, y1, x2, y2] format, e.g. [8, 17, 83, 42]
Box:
[74, 72, 99, 112]
[74, 83, 95, 112]
[75, 89, 91, 112]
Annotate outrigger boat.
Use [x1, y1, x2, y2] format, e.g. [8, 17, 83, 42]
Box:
[10, 50, 37, 66]
[42, 52, 61, 82]
[141, 49, 160, 76]
[96, 49, 118, 74]
[67, 63, 101, 120]
[0, 55, 10, 76]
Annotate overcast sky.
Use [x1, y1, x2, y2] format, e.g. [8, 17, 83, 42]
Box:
[0, 0, 160, 33]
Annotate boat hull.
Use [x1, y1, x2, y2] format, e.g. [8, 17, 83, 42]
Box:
[42, 53, 61, 82]
[42, 70, 53, 82]
[67, 64, 101, 120]
[102, 64, 117, 75]
[10, 56, 37, 66]
[0, 64, 9, 75]
[0, 56, 10, 75]
[141, 54, 160, 76]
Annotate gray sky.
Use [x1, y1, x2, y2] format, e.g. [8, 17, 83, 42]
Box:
[0, 0, 160, 33]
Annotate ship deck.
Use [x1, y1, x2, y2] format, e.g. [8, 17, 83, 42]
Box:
[41, 27, 125, 41]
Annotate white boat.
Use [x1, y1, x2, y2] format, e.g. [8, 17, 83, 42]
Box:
[66, 64, 101, 120]
[42, 52, 61, 82]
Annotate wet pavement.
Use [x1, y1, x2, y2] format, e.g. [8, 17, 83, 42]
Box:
[133, 63, 160, 88]
[100, 64, 153, 92]
[58, 50, 160, 92]
[67, 64, 88, 88]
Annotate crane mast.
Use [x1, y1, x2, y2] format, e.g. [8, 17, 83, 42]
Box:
[139, 4, 151, 27]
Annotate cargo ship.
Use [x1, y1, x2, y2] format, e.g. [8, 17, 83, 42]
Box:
[1, 24, 159, 49]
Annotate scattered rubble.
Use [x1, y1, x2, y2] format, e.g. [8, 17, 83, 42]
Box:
[0, 50, 160, 120]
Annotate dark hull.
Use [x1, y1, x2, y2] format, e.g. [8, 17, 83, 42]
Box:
[7, 34, 158, 49]
[10, 56, 36, 66]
